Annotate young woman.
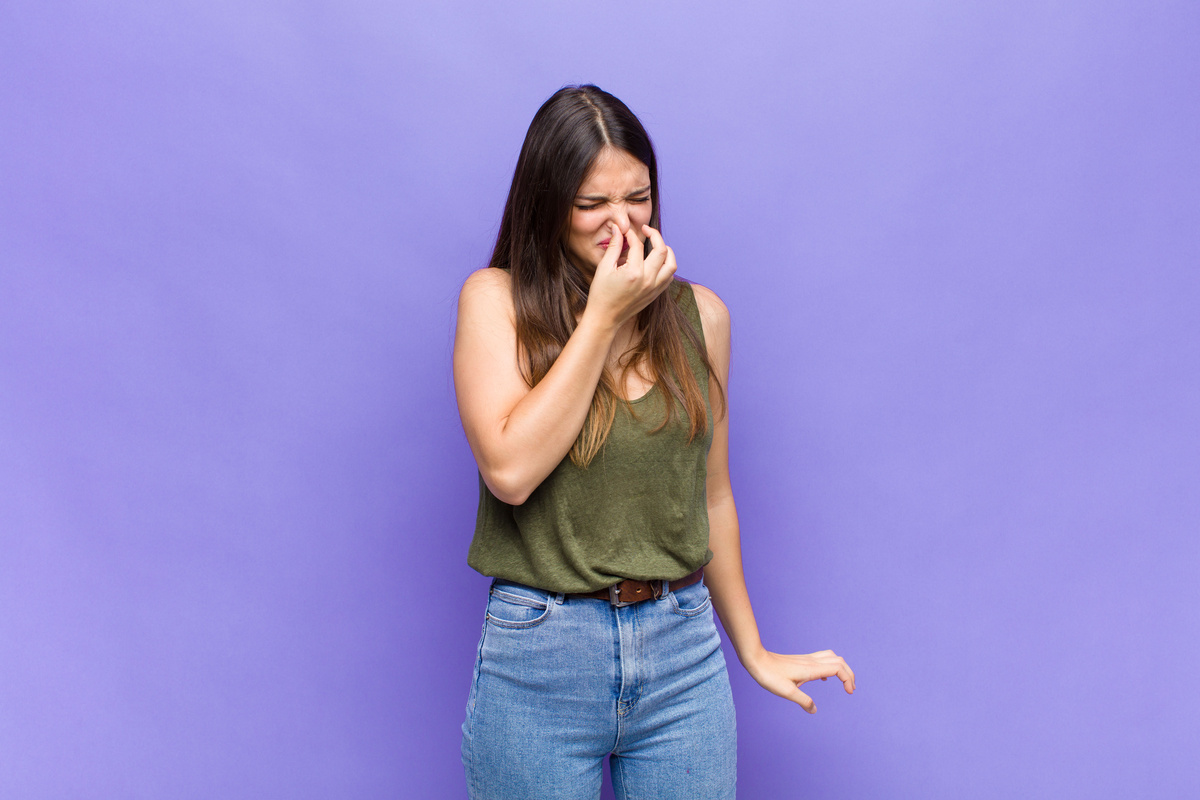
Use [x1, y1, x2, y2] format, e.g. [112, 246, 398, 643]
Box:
[454, 85, 854, 800]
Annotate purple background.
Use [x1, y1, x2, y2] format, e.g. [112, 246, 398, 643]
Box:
[3, 1, 1198, 797]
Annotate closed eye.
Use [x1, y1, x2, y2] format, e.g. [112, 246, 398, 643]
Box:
[575, 195, 650, 211]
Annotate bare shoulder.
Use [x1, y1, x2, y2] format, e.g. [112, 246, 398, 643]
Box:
[458, 267, 514, 320]
[687, 281, 730, 339]
[454, 268, 520, 387]
[460, 266, 511, 302]
[684, 281, 730, 376]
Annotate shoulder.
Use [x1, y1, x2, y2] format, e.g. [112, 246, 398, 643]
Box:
[686, 281, 730, 342]
[458, 267, 513, 314]
[456, 268, 516, 344]
[460, 266, 511, 299]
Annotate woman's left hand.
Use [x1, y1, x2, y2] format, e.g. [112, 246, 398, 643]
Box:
[744, 649, 855, 714]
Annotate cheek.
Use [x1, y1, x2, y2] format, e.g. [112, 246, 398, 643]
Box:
[570, 211, 600, 239]
[635, 204, 653, 230]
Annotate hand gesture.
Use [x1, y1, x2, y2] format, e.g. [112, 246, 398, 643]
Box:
[584, 223, 676, 328]
[746, 649, 855, 714]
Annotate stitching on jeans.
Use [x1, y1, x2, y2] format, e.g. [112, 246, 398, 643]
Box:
[611, 753, 631, 800]
[615, 605, 642, 716]
[486, 592, 554, 629]
[668, 582, 712, 618]
[489, 587, 550, 609]
[465, 615, 487, 722]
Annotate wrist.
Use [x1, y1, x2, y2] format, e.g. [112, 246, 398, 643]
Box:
[577, 306, 621, 338]
[738, 642, 771, 675]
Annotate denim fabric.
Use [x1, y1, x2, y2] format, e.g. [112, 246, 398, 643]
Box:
[461, 578, 737, 799]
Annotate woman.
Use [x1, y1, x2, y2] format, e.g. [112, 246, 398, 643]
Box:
[454, 85, 854, 800]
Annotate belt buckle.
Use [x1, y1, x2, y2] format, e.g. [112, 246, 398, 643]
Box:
[608, 583, 636, 607]
[609, 580, 658, 607]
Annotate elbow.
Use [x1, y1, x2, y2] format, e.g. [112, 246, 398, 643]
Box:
[493, 485, 533, 507]
[471, 439, 547, 506]
[482, 467, 535, 506]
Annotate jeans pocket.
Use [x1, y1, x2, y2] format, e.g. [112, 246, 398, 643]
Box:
[485, 583, 554, 629]
[668, 580, 713, 618]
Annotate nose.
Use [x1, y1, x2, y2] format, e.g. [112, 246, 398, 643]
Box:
[609, 204, 631, 235]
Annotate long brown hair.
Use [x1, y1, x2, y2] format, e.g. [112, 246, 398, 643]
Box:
[489, 85, 724, 466]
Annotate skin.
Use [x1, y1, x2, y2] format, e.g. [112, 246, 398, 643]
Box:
[564, 146, 653, 274]
[453, 146, 855, 712]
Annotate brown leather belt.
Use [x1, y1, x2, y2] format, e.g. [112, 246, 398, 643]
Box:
[569, 568, 704, 607]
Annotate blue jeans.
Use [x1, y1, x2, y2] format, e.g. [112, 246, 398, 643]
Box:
[461, 578, 737, 799]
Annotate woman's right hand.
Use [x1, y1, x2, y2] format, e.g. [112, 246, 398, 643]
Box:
[583, 223, 677, 329]
[454, 223, 676, 504]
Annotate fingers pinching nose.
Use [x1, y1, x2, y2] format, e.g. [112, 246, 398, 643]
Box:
[623, 225, 641, 254]
[641, 224, 666, 250]
[604, 224, 623, 254]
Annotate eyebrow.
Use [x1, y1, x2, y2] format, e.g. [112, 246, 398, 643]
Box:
[575, 186, 651, 201]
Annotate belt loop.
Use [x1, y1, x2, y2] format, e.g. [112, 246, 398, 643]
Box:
[555, 591, 565, 605]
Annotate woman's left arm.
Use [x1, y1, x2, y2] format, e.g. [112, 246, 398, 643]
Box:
[692, 283, 856, 714]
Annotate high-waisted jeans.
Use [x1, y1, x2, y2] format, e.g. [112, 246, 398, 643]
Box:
[461, 577, 737, 799]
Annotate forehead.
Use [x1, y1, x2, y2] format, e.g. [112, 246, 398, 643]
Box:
[577, 147, 650, 195]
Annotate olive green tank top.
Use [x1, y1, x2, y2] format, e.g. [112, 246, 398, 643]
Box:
[467, 281, 714, 594]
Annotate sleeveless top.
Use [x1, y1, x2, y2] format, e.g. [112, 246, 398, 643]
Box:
[467, 281, 714, 594]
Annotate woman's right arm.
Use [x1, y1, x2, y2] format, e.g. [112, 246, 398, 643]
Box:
[453, 224, 675, 505]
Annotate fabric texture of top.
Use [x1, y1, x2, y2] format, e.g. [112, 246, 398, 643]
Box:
[467, 280, 714, 594]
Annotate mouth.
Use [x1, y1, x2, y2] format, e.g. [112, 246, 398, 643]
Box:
[598, 239, 632, 253]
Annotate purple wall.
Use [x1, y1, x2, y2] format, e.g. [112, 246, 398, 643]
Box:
[3, 1, 1197, 797]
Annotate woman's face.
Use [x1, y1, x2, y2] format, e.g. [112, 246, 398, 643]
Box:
[565, 146, 653, 275]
